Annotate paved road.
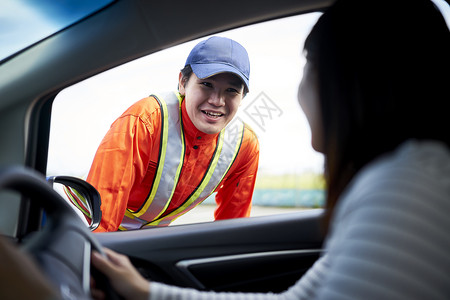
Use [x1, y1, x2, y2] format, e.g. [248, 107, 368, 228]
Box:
[171, 204, 305, 226]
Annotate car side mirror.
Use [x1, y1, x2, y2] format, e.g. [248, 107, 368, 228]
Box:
[47, 176, 102, 231]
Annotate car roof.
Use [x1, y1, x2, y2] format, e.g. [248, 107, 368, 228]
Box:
[0, 0, 114, 62]
[0, 0, 331, 110]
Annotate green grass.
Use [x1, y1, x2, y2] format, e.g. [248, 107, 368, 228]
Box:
[255, 172, 326, 190]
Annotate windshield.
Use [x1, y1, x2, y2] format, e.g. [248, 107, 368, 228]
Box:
[0, 0, 113, 62]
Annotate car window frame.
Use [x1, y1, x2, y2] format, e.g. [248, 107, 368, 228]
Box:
[44, 12, 325, 229]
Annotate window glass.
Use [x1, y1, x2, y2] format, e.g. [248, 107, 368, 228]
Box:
[0, 0, 113, 62]
[47, 13, 325, 226]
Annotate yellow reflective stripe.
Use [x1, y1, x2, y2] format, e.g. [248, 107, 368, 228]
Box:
[119, 210, 144, 231]
[146, 93, 185, 221]
[148, 129, 226, 226]
[64, 186, 90, 217]
[212, 123, 244, 192]
[132, 96, 170, 218]
[124, 210, 136, 219]
[145, 124, 244, 228]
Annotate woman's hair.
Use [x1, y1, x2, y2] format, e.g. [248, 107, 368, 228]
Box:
[304, 0, 450, 227]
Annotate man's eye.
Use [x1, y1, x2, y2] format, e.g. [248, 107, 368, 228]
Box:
[201, 82, 213, 88]
[227, 88, 239, 94]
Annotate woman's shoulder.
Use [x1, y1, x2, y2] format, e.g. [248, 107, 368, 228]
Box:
[360, 140, 448, 188]
[337, 140, 450, 218]
[323, 139, 450, 300]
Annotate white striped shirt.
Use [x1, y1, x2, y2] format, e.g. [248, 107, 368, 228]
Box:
[150, 140, 450, 300]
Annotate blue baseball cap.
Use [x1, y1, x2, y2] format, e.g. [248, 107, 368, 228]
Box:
[185, 36, 250, 92]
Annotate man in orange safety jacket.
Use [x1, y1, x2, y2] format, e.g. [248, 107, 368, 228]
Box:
[87, 36, 259, 232]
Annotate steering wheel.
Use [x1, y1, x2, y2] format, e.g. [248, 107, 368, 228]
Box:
[0, 166, 120, 300]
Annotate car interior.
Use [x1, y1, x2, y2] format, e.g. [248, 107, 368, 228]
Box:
[6, 0, 448, 298]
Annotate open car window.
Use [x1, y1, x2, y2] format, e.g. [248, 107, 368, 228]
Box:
[47, 13, 325, 227]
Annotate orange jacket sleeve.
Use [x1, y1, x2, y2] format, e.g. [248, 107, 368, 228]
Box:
[214, 125, 260, 220]
[87, 98, 159, 232]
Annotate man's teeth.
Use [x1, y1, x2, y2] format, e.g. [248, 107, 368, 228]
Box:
[204, 111, 222, 117]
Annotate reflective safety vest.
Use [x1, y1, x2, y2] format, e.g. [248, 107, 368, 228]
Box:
[119, 91, 244, 230]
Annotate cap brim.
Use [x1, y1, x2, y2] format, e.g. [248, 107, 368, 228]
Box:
[191, 63, 249, 92]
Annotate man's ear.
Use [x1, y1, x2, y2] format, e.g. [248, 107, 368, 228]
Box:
[178, 72, 186, 95]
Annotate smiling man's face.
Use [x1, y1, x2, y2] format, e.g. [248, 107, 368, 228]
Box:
[179, 72, 244, 134]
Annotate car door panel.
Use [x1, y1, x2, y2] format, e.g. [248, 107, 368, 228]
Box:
[96, 209, 324, 292]
[176, 249, 322, 292]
